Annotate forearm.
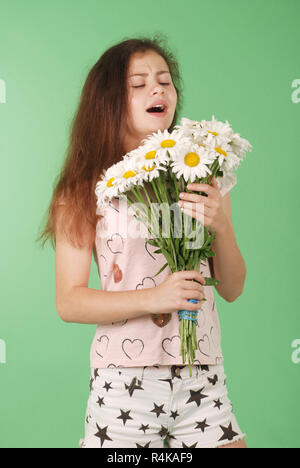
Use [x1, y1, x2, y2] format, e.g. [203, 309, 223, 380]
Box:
[58, 287, 152, 325]
[211, 217, 246, 302]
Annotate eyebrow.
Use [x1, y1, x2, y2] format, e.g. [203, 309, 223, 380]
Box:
[128, 71, 170, 78]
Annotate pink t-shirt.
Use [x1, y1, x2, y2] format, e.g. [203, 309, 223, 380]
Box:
[90, 179, 236, 368]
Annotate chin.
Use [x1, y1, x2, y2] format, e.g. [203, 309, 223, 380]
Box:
[149, 121, 169, 131]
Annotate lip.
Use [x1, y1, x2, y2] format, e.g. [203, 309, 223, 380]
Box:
[146, 101, 169, 116]
[146, 108, 168, 117]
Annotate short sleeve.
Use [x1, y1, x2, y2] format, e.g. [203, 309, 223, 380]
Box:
[217, 173, 237, 197]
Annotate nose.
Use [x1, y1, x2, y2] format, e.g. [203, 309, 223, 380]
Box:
[151, 83, 165, 95]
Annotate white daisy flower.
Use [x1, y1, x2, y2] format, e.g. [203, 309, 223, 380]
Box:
[95, 158, 144, 206]
[229, 133, 253, 161]
[140, 128, 190, 163]
[193, 115, 234, 148]
[206, 141, 240, 171]
[174, 117, 203, 137]
[95, 162, 124, 207]
[129, 143, 169, 170]
[170, 141, 212, 183]
[117, 157, 146, 192]
[141, 163, 168, 182]
[95, 115, 252, 208]
[179, 116, 199, 127]
[124, 147, 169, 189]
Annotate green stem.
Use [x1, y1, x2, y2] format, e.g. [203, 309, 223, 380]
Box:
[139, 183, 161, 242]
[124, 196, 152, 235]
[157, 171, 178, 270]
[149, 178, 163, 204]
[169, 166, 180, 200]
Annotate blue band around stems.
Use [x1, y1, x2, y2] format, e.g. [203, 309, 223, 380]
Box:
[178, 299, 199, 324]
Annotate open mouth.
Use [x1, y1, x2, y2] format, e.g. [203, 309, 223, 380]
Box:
[146, 104, 168, 115]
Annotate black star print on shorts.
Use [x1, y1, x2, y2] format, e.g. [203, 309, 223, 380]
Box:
[78, 364, 246, 448]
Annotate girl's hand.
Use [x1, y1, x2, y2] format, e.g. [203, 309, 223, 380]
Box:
[150, 270, 206, 315]
[177, 176, 227, 233]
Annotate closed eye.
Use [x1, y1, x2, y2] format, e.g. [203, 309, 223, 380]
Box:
[133, 83, 170, 88]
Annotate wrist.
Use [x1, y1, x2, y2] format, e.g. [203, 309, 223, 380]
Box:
[138, 288, 153, 316]
[215, 212, 229, 236]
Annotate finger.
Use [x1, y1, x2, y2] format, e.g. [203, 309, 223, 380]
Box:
[183, 301, 201, 311]
[181, 206, 205, 222]
[211, 176, 221, 193]
[182, 289, 204, 301]
[181, 206, 212, 226]
[177, 270, 206, 285]
[182, 280, 204, 292]
[181, 207, 196, 220]
[181, 296, 204, 309]
[179, 193, 215, 207]
[180, 201, 215, 215]
[186, 182, 213, 195]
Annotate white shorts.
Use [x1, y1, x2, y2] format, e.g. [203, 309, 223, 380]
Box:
[79, 363, 246, 448]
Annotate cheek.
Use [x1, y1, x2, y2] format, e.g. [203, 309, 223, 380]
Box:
[129, 96, 144, 118]
[171, 86, 177, 105]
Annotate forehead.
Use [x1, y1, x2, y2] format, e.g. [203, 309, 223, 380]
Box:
[128, 51, 170, 77]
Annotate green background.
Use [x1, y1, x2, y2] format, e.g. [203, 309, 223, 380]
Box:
[0, 0, 299, 448]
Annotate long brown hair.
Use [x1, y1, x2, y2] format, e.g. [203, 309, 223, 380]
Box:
[36, 33, 184, 255]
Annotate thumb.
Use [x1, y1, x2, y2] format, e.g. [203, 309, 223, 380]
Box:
[211, 176, 220, 190]
[210, 175, 217, 186]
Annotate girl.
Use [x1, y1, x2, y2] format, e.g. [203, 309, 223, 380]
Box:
[37, 35, 247, 448]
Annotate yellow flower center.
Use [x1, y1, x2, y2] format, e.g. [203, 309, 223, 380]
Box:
[123, 170, 137, 179]
[161, 139, 176, 148]
[208, 131, 218, 136]
[145, 150, 156, 159]
[184, 152, 200, 167]
[215, 147, 227, 157]
[142, 165, 155, 172]
[106, 177, 115, 187]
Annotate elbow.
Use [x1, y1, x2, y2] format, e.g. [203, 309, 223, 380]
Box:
[217, 279, 245, 303]
[225, 269, 246, 303]
[56, 298, 70, 322]
[56, 285, 77, 323]
[225, 293, 240, 303]
[225, 288, 243, 303]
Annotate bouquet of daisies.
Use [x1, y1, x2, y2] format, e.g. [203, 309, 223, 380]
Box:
[95, 115, 252, 375]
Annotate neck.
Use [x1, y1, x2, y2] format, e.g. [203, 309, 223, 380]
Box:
[123, 133, 146, 154]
